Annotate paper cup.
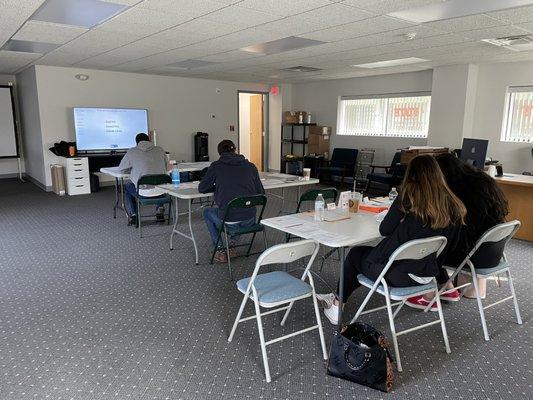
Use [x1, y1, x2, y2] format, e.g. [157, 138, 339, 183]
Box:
[303, 168, 311, 180]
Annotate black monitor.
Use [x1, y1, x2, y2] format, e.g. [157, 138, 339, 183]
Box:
[460, 138, 488, 169]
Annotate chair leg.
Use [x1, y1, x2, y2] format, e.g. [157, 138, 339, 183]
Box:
[471, 268, 490, 341]
[137, 199, 142, 238]
[210, 230, 223, 265]
[253, 297, 271, 383]
[228, 294, 249, 342]
[167, 201, 171, 225]
[350, 288, 374, 324]
[262, 231, 268, 251]
[384, 290, 402, 372]
[434, 288, 451, 354]
[280, 301, 294, 326]
[311, 288, 328, 360]
[246, 232, 257, 257]
[224, 230, 233, 281]
[507, 270, 523, 325]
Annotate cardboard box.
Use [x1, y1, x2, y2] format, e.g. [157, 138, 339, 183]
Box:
[51, 164, 65, 196]
[283, 111, 307, 124]
[400, 147, 449, 164]
[308, 133, 330, 155]
[309, 125, 331, 136]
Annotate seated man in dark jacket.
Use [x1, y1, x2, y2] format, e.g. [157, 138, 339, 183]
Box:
[198, 140, 265, 262]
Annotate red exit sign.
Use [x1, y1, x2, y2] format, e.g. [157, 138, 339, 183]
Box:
[394, 107, 420, 117]
[522, 104, 533, 116]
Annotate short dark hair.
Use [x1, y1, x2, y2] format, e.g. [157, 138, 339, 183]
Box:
[135, 133, 150, 144]
[217, 139, 236, 155]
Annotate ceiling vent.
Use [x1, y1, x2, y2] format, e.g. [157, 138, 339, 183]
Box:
[281, 66, 323, 73]
[482, 35, 533, 51]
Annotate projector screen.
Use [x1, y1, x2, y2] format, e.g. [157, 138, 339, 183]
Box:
[74, 107, 148, 151]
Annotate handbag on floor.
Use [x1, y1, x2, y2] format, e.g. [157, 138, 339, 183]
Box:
[326, 322, 395, 392]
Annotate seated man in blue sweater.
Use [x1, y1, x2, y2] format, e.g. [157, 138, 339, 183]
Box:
[198, 140, 265, 263]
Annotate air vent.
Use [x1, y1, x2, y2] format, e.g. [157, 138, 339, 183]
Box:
[482, 35, 533, 51]
[281, 66, 323, 73]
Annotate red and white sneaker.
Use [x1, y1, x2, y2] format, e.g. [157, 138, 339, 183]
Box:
[441, 289, 461, 302]
[406, 295, 438, 312]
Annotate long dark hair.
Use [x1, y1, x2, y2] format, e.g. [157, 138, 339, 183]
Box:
[436, 153, 508, 225]
[400, 155, 466, 229]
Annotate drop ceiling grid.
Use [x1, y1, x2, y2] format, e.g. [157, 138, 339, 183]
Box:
[0, 0, 533, 80]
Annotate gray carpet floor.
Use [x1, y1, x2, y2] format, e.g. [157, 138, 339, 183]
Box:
[0, 178, 531, 400]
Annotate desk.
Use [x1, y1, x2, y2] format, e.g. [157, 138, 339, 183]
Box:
[261, 211, 382, 329]
[100, 162, 212, 218]
[494, 173, 533, 242]
[155, 172, 320, 265]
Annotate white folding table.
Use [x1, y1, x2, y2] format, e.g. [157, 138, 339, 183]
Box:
[100, 161, 212, 218]
[261, 211, 382, 329]
[155, 172, 319, 265]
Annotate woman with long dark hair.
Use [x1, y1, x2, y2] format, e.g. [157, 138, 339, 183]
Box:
[434, 153, 509, 298]
[318, 155, 466, 324]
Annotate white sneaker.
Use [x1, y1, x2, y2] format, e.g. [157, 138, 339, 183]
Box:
[316, 293, 336, 308]
[323, 302, 340, 325]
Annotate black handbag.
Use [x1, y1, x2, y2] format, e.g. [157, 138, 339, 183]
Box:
[326, 322, 395, 392]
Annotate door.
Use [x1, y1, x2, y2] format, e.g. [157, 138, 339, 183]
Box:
[249, 94, 263, 171]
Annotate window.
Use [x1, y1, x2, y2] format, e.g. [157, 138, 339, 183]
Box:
[502, 87, 533, 143]
[337, 93, 431, 138]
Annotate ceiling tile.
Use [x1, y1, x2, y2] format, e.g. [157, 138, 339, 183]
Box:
[487, 5, 533, 24]
[101, 0, 139, 4]
[340, 0, 445, 15]
[238, 0, 331, 16]
[298, 3, 375, 26]
[461, 25, 530, 40]
[0, 50, 42, 73]
[422, 14, 506, 33]
[199, 50, 262, 62]
[138, 0, 226, 16]
[36, 50, 88, 65]
[253, 16, 324, 37]
[0, 0, 46, 48]
[201, 5, 282, 28]
[12, 21, 88, 45]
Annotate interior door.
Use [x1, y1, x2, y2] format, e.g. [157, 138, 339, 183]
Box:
[249, 94, 263, 171]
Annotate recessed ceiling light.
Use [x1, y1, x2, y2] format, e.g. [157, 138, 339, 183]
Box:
[281, 66, 323, 73]
[483, 35, 533, 51]
[31, 0, 128, 28]
[353, 57, 429, 69]
[241, 36, 325, 55]
[166, 59, 220, 69]
[2, 39, 59, 53]
[388, 0, 533, 23]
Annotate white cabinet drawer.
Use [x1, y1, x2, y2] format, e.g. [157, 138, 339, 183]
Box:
[66, 167, 88, 179]
[68, 184, 91, 195]
[66, 157, 88, 169]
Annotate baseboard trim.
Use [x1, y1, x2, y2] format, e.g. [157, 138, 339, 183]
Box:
[24, 175, 52, 191]
[0, 173, 22, 179]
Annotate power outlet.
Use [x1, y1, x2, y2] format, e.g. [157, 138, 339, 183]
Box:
[210, 114, 216, 119]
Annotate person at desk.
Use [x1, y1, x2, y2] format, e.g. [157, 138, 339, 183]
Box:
[198, 140, 264, 263]
[118, 133, 166, 226]
[433, 153, 509, 299]
[317, 155, 466, 324]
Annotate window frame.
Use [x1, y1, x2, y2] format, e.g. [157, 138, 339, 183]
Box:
[501, 86, 533, 143]
[336, 91, 432, 138]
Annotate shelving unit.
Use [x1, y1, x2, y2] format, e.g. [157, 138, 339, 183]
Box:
[280, 122, 316, 174]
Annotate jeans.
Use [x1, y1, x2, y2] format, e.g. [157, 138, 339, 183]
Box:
[203, 207, 255, 250]
[124, 181, 138, 216]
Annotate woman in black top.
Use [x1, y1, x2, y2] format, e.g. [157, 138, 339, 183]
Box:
[318, 155, 466, 324]
[436, 153, 509, 298]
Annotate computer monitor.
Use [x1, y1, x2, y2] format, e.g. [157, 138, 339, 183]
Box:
[460, 138, 488, 169]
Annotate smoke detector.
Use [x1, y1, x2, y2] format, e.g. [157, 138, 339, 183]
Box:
[482, 35, 533, 51]
[403, 32, 417, 40]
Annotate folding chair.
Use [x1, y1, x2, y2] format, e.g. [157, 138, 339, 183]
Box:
[349, 236, 450, 372]
[425, 220, 522, 341]
[210, 194, 268, 281]
[228, 239, 328, 383]
[136, 174, 172, 238]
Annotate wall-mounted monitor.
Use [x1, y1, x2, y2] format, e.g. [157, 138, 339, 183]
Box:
[74, 107, 148, 152]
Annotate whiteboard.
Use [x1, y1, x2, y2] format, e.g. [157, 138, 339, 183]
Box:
[0, 86, 18, 158]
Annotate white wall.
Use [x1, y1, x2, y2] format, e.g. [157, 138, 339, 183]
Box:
[0, 74, 23, 177]
[291, 70, 433, 165]
[21, 65, 282, 188]
[471, 61, 533, 174]
[17, 67, 44, 186]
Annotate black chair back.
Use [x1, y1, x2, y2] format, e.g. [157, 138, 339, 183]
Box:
[390, 152, 406, 177]
[330, 148, 358, 169]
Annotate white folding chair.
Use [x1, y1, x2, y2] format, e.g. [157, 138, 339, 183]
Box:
[425, 220, 522, 341]
[228, 239, 328, 383]
[349, 236, 450, 372]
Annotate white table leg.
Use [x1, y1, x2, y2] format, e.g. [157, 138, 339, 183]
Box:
[337, 246, 345, 330]
[169, 197, 199, 265]
[188, 199, 199, 265]
[170, 197, 179, 250]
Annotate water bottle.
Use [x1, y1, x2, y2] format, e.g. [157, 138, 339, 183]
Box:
[171, 163, 180, 186]
[314, 193, 325, 222]
[388, 187, 398, 202]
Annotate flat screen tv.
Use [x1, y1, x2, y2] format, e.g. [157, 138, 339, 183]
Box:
[73, 107, 148, 152]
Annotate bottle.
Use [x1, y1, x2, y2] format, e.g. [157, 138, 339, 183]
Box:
[388, 187, 398, 202]
[314, 193, 325, 222]
[298, 112, 303, 124]
[171, 163, 180, 186]
[306, 113, 312, 124]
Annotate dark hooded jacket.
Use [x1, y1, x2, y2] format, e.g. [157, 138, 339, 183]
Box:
[198, 152, 264, 221]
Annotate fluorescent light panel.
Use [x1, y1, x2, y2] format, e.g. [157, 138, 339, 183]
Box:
[241, 36, 325, 55]
[389, 0, 533, 23]
[31, 0, 128, 28]
[2, 39, 59, 53]
[353, 57, 429, 69]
